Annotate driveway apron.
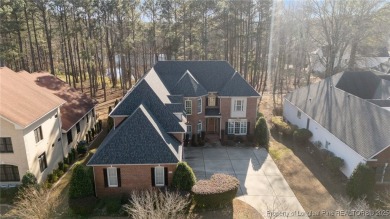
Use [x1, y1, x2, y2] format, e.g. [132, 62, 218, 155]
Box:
[185, 146, 309, 219]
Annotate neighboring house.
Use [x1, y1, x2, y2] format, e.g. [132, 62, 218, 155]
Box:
[0, 67, 65, 184]
[0, 67, 96, 185]
[18, 72, 97, 153]
[87, 61, 259, 197]
[284, 71, 390, 181]
[309, 47, 390, 74]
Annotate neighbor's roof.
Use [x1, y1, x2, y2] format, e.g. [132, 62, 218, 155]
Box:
[154, 61, 260, 97]
[110, 79, 185, 133]
[285, 71, 390, 159]
[19, 72, 95, 132]
[0, 67, 65, 128]
[87, 104, 181, 165]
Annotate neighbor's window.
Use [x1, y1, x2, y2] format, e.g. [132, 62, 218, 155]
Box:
[107, 167, 118, 187]
[185, 100, 192, 115]
[234, 100, 244, 111]
[0, 164, 20, 181]
[0, 137, 13, 153]
[154, 166, 165, 186]
[297, 110, 301, 119]
[38, 152, 47, 172]
[67, 130, 73, 144]
[34, 126, 43, 143]
[197, 97, 202, 113]
[76, 122, 80, 133]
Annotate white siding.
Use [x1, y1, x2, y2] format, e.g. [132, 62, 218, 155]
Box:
[283, 99, 366, 177]
[230, 97, 247, 118]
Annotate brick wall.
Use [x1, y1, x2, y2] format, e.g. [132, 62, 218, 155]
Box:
[185, 97, 206, 134]
[113, 117, 126, 128]
[367, 146, 390, 168]
[93, 164, 176, 198]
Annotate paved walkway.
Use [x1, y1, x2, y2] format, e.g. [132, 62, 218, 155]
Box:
[184, 146, 309, 219]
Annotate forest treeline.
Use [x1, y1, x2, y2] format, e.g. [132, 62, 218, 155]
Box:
[1, 0, 389, 102]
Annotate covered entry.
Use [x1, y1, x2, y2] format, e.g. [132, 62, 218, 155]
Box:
[206, 117, 220, 134]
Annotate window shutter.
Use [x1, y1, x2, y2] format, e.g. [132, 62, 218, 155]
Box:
[164, 167, 168, 186]
[103, 168, 108, 188]
[117, 168, 121, 187]
[151, 168, 155, 186]
[216, 97, 219, 106]
[225, 122, 228, 135]
[247, 122, 250, 135]
[206, 97, 209, 106]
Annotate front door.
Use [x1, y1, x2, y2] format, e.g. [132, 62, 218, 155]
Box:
[207, 118, 216, 133]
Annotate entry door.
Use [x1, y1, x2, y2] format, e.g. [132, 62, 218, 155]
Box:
[207, 118, 216, 133]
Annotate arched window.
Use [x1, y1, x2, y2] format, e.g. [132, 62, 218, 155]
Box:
[0, 164, 20, 182]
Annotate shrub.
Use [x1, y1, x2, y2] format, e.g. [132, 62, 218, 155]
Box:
[71, 148, 77, 160]
[63, 157, 69, 165]
[69, 196, 98, 216]
[67, 152, 73, 164]
[104, 197, 122, 214]
[325, 155, 344, 174]
[271, 116, 296, 135]
[0, 187, 19, 204]
[346, 164, 375, 200]
[47, 173, 55, 183]
[63, 164, 69, 172]
[21, 171, 37, 187]
[68, 164, 94, 199]
[53, 169, 64, 178]
[293, 128, 313, 143]
[192, 173, 239, 209]
[123, 189, 190, 219]
[257, 112, 264, 119]
[58, 161, 64, 171]
[172, 162, 196, 191]
[77, 141, 87, 155]
[255, 117, 270, 148]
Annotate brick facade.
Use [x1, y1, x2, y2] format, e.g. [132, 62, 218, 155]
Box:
[93, 164, 176, 197]
[367, 147, 390, 168]
[185, 96, 206, 134]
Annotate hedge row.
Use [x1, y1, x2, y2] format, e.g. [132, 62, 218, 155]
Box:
[192, 173, 239, 209]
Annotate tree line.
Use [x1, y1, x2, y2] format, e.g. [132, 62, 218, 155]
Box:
[1, 0, 389, 104]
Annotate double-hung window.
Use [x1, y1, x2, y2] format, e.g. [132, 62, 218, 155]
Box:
[185, 100, 192, 115]
[234, 100, 244, 111]
[0, 137, 13, 153]
[107, 167, 118, 187]
[0, 164, 20, 181]
[154, 166, 165, 186]
[34, 126, 43, 143]
[197, 97, 202, 113]
[187, 125, 192, 134]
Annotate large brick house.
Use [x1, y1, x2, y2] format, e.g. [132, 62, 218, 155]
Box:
[87, 61, 260, 197]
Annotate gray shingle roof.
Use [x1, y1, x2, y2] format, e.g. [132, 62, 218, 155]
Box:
[168, 95, 184, 103]
[219, 72, 260, 97]
[154, 61, 259, 97]
[166, 103, 184, 113]
[285, 71, 390, 159]
[88, 104, 181, 165]
[171, 70, 208, 97]
[110, 80, 185, 133]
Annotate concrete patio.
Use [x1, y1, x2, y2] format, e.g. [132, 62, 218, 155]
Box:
[184, 146, 309, 219]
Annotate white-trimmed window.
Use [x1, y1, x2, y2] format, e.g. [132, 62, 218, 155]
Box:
[187, 125, 192, 134]
[185, 100, 192, 115]
[197, 97, 202, 113]
[234, 100, 244, 111]
[197, 121, 202, 133]
[107, 167, 118, 187]
[38, 152, 47, 172]
[228, 119, 247, 135]
[154, 166, 165, 186]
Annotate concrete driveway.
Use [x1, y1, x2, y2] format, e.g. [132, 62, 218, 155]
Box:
[184, 146, 309, 219]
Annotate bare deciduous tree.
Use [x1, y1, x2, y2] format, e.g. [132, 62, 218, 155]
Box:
[123, 189, 190, 219]
[6, 186, 60, 219]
